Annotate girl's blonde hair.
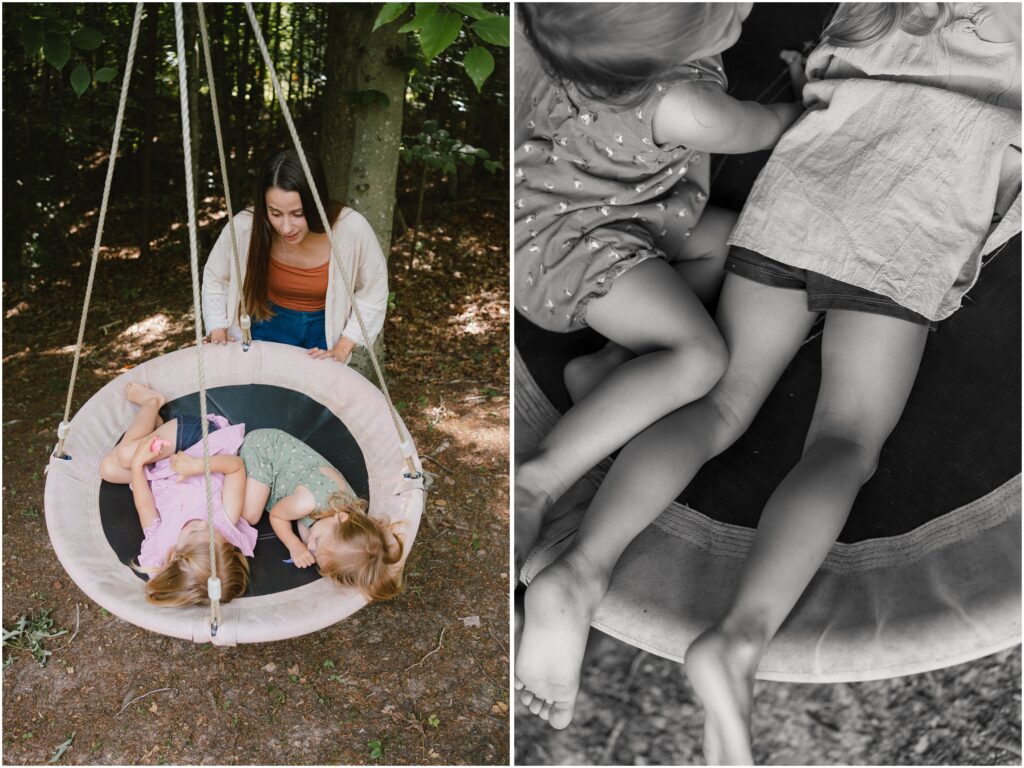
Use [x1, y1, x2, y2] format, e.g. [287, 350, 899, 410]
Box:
[310, 492, 404, 602]
[141, 533, 249, 607]
[519, 3, 733, 108]
[822, 3, 955, 47]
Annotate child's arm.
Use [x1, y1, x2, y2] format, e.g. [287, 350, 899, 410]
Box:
[129, 444, 162, 530]
[170, 452, 244, 480]
[652, 81, 803, 155]
[170, 453, 247, 524]
[269, 495, 317, 568]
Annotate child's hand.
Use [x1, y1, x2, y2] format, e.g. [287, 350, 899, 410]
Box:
[131, 440, 162, 468]
[169, 452, 204, 480]
[287, 543, 316, 568]
[780, 50, 808, 98]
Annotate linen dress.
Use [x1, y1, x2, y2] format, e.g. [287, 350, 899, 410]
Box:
[515, 57, 728, 332]
[728, 5, 1021, 321]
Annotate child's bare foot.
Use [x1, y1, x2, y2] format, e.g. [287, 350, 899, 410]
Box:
[125, 382, 166, 408]
[563, 342, 634, 403]
[514, 546, 610, 730]
[684, 623, 765, 765]
[514, 458, 564, 577]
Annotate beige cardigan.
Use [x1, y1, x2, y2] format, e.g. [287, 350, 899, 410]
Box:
[201, 207, 389, 348]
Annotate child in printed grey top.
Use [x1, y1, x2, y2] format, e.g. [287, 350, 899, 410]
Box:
[514, 2, 806, 732]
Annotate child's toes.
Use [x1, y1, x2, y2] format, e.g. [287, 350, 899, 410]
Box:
[547, 701, 575, 730]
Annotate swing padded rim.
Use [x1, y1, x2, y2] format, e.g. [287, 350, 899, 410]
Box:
[516, 349, 1021, 683]
[44, 342, 425, 645]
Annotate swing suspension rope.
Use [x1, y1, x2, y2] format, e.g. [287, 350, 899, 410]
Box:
[241, 1, 420, 479]
[53, 2, 145, 461]
[173, 1, 222, 635]
[195, 3, 252, 350]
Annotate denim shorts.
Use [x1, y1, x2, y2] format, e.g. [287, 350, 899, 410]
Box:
[175, 415, 221, 452]
[726, 247, 933, 328]
[251, 301, 329, 350]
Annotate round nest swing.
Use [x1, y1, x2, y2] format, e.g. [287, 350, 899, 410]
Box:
[46, 343, 424, 644]
[44, 2, 424, 644]
[514, 5, 1021, 682]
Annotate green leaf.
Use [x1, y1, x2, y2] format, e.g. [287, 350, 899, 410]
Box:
[397, 2, 438, 32]
[419, 11, 462, 60]
[368, 739, 384, 760]
[373, 3, 408, 31]
[470, 15, 508, 46]
[20, 21, 45, 55]
[94, 67, 117, 83]
[71, 27, 103, 50]
[48, 733, 74, 764]
[462, 45, 494, 92]
[44, 33, 71, 71]
[448, 3, 492, 19]
[70, 64, 90, 96]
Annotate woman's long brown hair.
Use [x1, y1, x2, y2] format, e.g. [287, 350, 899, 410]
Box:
[243, 149, 345, 321]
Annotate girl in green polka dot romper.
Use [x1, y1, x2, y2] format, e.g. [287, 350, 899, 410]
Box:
[240, 428, 403, 601]
[514, 2, 807, 732]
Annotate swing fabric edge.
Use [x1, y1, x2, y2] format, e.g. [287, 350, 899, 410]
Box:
[515, 348, 1022, 683]
[44, 342, 425, 645]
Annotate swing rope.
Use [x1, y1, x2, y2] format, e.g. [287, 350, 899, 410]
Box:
[173, 1, 221, 634]
[53, 2, 145, 460]
[243, 2, 420, 478]
[195, 2, 252, 349]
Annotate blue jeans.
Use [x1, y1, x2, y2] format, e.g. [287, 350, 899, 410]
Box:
[251, 301, 329, 350]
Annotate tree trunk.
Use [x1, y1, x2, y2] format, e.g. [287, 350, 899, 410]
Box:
[320, 3, 409, 378]
[319, 4, 363, 191]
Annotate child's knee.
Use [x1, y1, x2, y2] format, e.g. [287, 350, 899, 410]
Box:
[675, 331, 729, 395]
[804, 428, 881, 484]
[99, 453, 121, 482]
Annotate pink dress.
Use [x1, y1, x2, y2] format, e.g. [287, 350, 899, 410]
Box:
[137, 418, 257, 570]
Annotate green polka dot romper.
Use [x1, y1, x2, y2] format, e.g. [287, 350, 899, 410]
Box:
[515, 57, 728, 332]
[240, 428, 343, 517]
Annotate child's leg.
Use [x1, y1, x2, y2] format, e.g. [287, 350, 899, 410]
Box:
[685, 309, 929, 765]
[662, 205, 737, 306]
[516, 274, 818, 730]
[562, 206, 738, 404]
[100, 384, 174, 483]
[241, 477, 271, 526]
[517, 258, 728, 572]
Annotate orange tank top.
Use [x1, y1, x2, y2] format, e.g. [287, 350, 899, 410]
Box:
[267, 257, 329, 311]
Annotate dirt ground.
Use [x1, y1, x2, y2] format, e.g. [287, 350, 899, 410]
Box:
[515, 632, 1021, 765]
[1, 202, 510, 765]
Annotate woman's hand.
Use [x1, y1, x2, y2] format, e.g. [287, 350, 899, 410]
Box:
[780, 50, 808, 98]
[308, 336, 356, 364]
[206, 328, 229, 344]
[287, 542, 316, 568]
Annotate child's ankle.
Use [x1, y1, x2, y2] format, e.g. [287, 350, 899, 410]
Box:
[516, 451, 569, 501]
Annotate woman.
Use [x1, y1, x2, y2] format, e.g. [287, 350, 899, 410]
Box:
[202, 149, 388, 363]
